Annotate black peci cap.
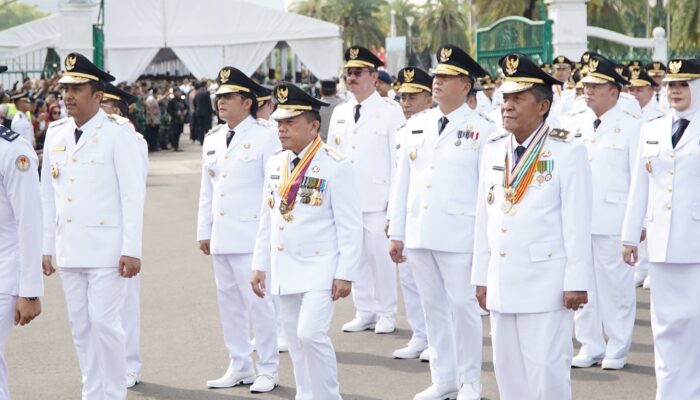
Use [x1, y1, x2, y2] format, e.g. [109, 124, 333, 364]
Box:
[581, 54, 629, 86]
[397, 67, 433, 94]
[344, 46, 384, 69]
[103, 82, 138, 105]
[215, 66, 264, 96]
[270, 81, 329, 120]
[434, 44, 487, 78]
[59, 52, 115, 84]
[498, 52, 563, 94]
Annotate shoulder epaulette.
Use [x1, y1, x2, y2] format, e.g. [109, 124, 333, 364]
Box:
[205, 124, 223, 137]
[487, 130, 509, 143]
[549, 128, 572, 142]
[0, 125, 20, 142]
[133, 131, 145, 140]
[478, 112, 494, 123]
[623, 109, 641, 119]
[324, 146, 345, 161]
[273, 148, 285, 155]
[257, 118, 273, 127]
[567, 108, 587, 117]
[407, 108, 430, 121]
[107, 114, 129, 125]
[648, 113, 666, 122]
[48, 117, 68, 128]
[382, 97, 400, 107]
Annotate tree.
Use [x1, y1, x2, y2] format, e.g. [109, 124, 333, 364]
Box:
[289, 0, 327, 21]
[669, 0, 700, 51]
[377, 0, 419, 37]
[418, 0, 470, 53]
[325, 0, 385, 48]
[0, 2, 47, 31]
[472, 0, 540, 26]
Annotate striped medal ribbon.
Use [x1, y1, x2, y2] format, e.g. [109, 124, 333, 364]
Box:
[278, 136, 323, 221]
[501, 123, 550, 214]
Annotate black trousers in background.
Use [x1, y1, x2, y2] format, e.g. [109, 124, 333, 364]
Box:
[146, 124, 160, 152]
[194, 116, 211, 145]
[170, 122, 184, 150]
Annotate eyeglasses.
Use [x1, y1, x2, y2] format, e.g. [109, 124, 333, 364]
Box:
[344, 69, 371, 78]
[51, 111, 60, 115]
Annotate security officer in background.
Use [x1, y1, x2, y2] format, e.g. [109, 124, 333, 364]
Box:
[251, 82, 363, 400]
[197, 66, 280, 393]
[319, 79, 343, 141]
[472, 52, 592, 400]
[101, 82, 149, 388]
[389, 66, 433, 361]
[10, 93, 34, 148]
[41, 53, 146, 400]
[564, 54, 642, 371]
[622, 58, 700, 400]
[0, 64, 44, 399]
[389, 45, 495, 400]
[328, 46, 405, 334]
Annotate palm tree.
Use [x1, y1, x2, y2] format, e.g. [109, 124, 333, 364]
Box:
[418, 0, 470, 53]
[668, 0, 700, 51]
[325, 0, 386, 48]
[288, 0, 327, 20]
[378, 0, 419, 37]
[472, 0, 540, 26]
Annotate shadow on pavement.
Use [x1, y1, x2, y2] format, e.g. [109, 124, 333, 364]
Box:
[129, 382, 295, 399]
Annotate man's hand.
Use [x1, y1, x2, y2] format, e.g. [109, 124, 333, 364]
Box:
[251, 271, 266, 298]
[119, 256, 141, 278]
[199, 240, 211, 255]
[331, 279, 352, 301]
[564, 291, 588, 310]
[622, 245, 638, 267]
[389, 240, 406, 263]
[15, 298, 41, 326]
[476, 286, 488, 311]
[42, 255, 55, 276]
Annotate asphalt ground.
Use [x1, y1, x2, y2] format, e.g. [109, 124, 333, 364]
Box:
[6, 138, 656, 400]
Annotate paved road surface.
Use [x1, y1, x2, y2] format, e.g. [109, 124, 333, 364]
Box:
[7, 139, 656, 399]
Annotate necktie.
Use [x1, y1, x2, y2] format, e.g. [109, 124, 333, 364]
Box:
[656, 93, 660, 102]
[593, 118, 601, 131]
[291, 157, 301, 171]
[514, 145, 526, 164]
[672, 118, 690, 148]
[354, 104, 361, 123]
[226, 129, 235, 147]
[74, 128, 83, 143]
[438, 116, 449, 135]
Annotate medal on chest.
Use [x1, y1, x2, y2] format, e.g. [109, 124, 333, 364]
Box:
[277, 136, 323, 221]
[501, 124, 550, 214]
[51, 163, 59, 179]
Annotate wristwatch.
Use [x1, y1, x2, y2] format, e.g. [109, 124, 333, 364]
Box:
[23, 297, 39, 301]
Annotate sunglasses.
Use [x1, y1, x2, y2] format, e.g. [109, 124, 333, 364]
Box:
[344, 69, 371, 78]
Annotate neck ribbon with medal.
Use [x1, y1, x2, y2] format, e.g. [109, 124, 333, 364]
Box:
[275, 136, 323, 222]
[501, 123, 550, 214]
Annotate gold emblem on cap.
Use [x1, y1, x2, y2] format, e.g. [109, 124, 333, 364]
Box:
[439, 47, 452, 63]
[557, 56, 565, 63]
[65, 55, 77, 71]
[403, 68, 415, 83]
[630, 68, 641, 79]
[669, 60, 682, 74]
[504, 55, 519, 75]
[349, 48, 360, 60]
[588, 58, 599, 72]
[219, 68, 231, 83]
[653, 62, 661, 70]
[582, 53, 590, 63]
[615, 66, 623, 75]
[276, 87, 289, 104]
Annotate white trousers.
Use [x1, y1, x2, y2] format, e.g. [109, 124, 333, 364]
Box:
[0, 295, 17, 400]
[59, 267, 127, 400]
[280, 290, 340, 400]
[574, 235, 636, 360]
[212, 254, 278, 376]
[491, 309, 574, 400]
[351, 212, 397, 322]
[122, 275, 141, 376]
[407, 249, 482, 385]
[649, 262, 700, 400]
[398, 260, 427, 345]
[636, 240, 650, 277]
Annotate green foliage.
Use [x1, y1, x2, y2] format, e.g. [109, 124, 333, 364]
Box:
[418, 0, 470, 52]
[0, 2, 48, 31]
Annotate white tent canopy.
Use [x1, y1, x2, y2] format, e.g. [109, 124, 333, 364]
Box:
[0, 0, 342, 84]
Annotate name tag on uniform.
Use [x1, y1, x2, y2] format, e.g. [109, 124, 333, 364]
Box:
[492, 166, 505, 171]
[337, 120, 346, 124]
[270, 174, 280, 180]
[207, 150, 215, 155]
[412, 130, 423, 135]
[646, 140, 659, 144]
[53, 145, 66, 152]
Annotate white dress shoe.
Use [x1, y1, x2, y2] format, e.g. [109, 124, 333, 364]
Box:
[413, 383, 459, 400]
[250, 374, 279, 393]
[571, 354, 603, 368]
[206, 369, 255, 388]
[419, 347, 431, 362]
[634, 272, 646, 287]
[277, 336, 289, 353]
[342, 317, 376, 332]
[374, 317, 396, 334]
[601, 357, 626, 370]
[457, 382, 481, 400]
[126, 373, 141, 388]
[478, 308, 490, 316]
[393, 340, 428, 359]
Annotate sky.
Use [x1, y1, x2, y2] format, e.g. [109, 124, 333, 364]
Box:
[17, 0, 292, 14]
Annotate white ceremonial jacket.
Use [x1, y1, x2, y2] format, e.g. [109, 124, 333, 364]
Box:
[197, 116, 280, 254]
[41, 110, 146, 268]
[327, 91, 405, 213]
[622, 114, 700, 263]
[564, 104, 642, 235]
[0, 128, 43, 297]
[472, 128, 593, 313]
[252, 144, 363, 295]
[388, 104, 495, 253]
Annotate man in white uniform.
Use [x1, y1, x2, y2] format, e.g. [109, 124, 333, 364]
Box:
[251, 82, 362, 400]
[10, 94, 34, 148]
[472, 52, 592, 400]
[197, 67, 280, 393]
[389, 45, 495, 400]
[564, 54, 642, 370]
[622, 58, 700, 400]
[328, 46, 405, 334]
[646, 61, 670, 112]
[0, 85, 43, 399]
[41, 53, 146, 400]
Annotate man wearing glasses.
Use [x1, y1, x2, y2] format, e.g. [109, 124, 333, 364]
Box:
[328, 46, 405, 335]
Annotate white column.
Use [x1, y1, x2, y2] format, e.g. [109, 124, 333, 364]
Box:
[280, 46, 288, 80]
[546, 0, 589, 59]
[652, 27, 668, 62]
[57, 1, 97, 62]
